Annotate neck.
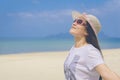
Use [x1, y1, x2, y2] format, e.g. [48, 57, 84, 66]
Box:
[74, 36, 88, 48]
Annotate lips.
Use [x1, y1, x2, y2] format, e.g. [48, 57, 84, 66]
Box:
[72, 26, 76, 29]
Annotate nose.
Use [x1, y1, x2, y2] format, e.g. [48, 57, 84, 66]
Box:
[73, 21, 77, 26]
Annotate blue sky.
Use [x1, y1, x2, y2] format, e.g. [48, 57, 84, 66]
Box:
[0, 0, 120, 38]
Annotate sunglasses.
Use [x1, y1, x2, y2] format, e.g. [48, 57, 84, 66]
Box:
[73, 19, 86, 26]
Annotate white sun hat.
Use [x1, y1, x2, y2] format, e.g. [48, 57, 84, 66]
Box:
[72, 11, 101, 35]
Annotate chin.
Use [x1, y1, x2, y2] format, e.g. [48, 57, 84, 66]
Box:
[69, 29, 76, 36]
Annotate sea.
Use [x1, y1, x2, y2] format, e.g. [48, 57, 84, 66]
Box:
[0, 38, 120, 55]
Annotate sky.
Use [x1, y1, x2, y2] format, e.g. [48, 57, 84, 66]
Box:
[0, 0, 120, 38]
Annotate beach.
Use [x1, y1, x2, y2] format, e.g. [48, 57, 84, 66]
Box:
[0, 48, 120, 80]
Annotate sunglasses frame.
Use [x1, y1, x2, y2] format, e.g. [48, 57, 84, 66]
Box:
[73, 19, 86, 26]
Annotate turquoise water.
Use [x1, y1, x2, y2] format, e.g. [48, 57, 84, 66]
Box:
[0, 38, 120, 55]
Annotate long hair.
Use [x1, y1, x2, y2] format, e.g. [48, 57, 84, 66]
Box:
[85, 21, 103, 55]
[85, 21, 102, 80]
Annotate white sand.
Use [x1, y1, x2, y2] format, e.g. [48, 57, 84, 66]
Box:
[0, 49, 120, 80]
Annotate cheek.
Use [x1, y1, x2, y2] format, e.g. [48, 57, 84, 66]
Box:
[77, 29, 85, 36]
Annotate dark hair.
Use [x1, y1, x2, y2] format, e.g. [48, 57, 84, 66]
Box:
[85, 21, 102, 55]
[85, 21, 103, 80]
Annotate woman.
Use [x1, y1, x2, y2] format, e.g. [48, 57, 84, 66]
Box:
[64, 11, 120, 80]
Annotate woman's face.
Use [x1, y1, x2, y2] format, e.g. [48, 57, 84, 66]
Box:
[69, 17, 88, 37]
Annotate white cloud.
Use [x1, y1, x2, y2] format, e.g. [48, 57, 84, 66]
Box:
[85, 0, 120, 16]
[105, 0, 120, 10]
[6, 9, 73, 27]
[32, 0, 40, 4]
[5, 0, 120, 20]
[37, 10, 72, 18]
[7, 10, 72, 20]
[7, 0, 120, 23]
[7, 12, 34, 17]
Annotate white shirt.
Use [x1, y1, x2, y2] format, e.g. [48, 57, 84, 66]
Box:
[64, 44, 104, 80]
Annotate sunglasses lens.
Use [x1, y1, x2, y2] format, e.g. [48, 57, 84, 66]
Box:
[77, 19, 83, 24]
[73, 19, 83, 25]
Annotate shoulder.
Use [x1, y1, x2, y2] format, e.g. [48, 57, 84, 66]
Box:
[86, 44, 101, 56]
[87, 44, 99, 51]
[85, 44, 104, 70]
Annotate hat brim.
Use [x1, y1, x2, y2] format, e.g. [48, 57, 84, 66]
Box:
[72, 11, 85, 20]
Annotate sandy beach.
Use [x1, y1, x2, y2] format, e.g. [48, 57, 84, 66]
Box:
[0, 48, 120, 80]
